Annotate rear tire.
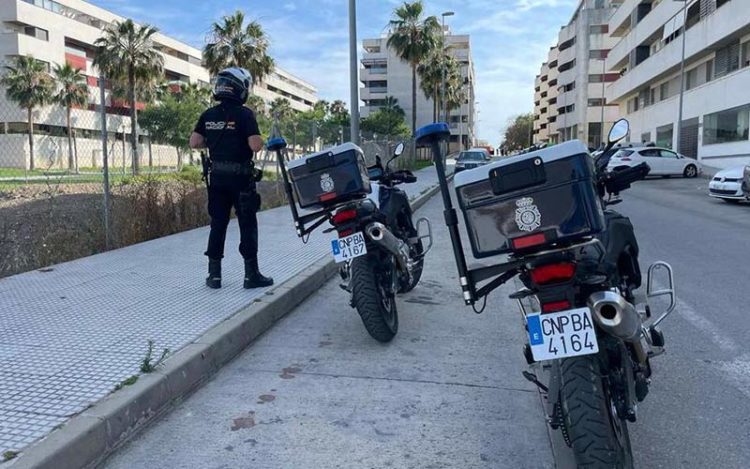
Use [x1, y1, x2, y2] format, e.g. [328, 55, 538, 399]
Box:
[399, 239, 424, 293]
[351, 255, 398, 342]
[684, 164, 698, 178]
[560, 356, 633, 469]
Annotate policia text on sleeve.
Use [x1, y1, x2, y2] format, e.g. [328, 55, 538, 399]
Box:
[189, 67, 273, 290]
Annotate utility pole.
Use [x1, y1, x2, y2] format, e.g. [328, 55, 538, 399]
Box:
[675, 0, 689, 152]
[98, 75, 111, 250]
[440, 11, 454, 123]
[348, 0, 360, 145]
[600, 56, 606, 148]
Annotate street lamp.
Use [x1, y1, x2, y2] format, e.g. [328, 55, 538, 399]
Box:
[348, 0, 360, 145]
[674, 0, 689, 152]
[440, 11, 454, 124]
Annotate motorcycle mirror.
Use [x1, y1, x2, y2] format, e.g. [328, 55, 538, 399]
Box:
[394, 142, 405, 157]
[608, 119, 630, 144]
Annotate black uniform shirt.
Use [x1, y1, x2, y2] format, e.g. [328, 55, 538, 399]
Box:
[194, 102, 261, 164]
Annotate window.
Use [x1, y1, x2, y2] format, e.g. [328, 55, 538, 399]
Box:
[703, 105, 750, 145]
[559, 59, 576, 72]
[650, 88, 656, 105]
[660, 149, 678, 158]
[589, 49, 608, 59]
[562, 82, 576, 92]
[660, 82, 670, 101]
[742, 42, 750, 68]
[714, 40, 741, 78]
[656, 124, 674, 149]
[589, 24, 609, 35]
[705, 59, 714, 82]
[588, 122, 602, 149]
[685, 67, 698, 90]
[641, 132, 652, 143]
[588, 98, 605, 107]
[639, 149, 660, 157]
[23, 26, 49, 41]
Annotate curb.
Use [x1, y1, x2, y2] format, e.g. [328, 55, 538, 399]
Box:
[10, 178, 447, 469]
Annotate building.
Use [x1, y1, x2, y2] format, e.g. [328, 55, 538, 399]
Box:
[360, 28, 476, 152]
[604, 0, 750, 169]
[0, 0, 317, 169]
[533, 0, 622, 149]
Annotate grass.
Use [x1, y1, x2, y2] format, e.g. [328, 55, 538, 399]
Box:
[413, 159, 434, 171]
[2, 451, 18, 462]
[114, 375, 139, 391]
[140, 340, 170, 373]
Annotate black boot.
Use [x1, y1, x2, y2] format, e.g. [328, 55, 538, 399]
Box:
[244, 258, 273, 289]
[206, 259, 222, 289]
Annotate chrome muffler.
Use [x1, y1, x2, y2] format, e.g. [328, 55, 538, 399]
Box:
[587, 291, 643, 341]
[365, 222, 412, 281]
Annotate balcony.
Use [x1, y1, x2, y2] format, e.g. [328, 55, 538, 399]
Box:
[607, 0, 750, 102]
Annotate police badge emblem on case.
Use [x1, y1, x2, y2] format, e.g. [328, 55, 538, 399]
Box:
[320, 173, 335, 192]
[515, 197, 542, 232]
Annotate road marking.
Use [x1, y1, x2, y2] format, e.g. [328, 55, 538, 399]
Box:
[675, 298, 739, 354]
[717, 355, 750, 399]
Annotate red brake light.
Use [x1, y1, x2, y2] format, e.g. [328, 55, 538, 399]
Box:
[512, 233, 546, 250]
[320, 192, 338, 202]
[530, 263, 576, 285]
[542, 300, 572, 313]
[332, 209, 358, 225]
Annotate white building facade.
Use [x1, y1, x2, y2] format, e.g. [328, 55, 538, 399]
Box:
[0, 0, 317, 169]
[605, 0, 750, 169]
[360, 30, 476, 152]
[534, 0, 622, 150]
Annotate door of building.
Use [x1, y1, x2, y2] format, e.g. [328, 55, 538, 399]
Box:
[679, 118, 699, 159]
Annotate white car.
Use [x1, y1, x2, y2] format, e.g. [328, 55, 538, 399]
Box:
[607, 146, 702, 178]
[708, 166, 746, 203]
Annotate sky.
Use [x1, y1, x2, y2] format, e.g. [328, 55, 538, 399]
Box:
[91, 0, 580, 145]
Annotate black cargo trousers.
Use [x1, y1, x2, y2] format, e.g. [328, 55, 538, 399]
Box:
[205, 175, 261, 261]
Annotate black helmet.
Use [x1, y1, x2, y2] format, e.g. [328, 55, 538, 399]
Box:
[213, 67, 252, 103]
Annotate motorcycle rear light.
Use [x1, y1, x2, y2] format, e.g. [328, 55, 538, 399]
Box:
[338, 228, 354, 237]
[541, 300, 571, 313]
[530, 262, 576, 285]
[332, 209, 357, 225]
[512, 233, 546, 250]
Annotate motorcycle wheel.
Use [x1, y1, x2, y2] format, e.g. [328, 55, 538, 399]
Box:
[560, 355, 633, 469]
[399, 238, 424, 293]
[351, 255, 398, 342]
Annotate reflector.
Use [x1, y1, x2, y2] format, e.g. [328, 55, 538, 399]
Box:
[530, 263, 576, 285]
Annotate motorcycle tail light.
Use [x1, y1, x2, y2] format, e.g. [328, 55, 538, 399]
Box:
[332, 209, 358, 225]
[320, 192, 338, 203]
[541, 300, 571, 313]
[338, 228, 354, 237]
[512, 233, 546, 250]
[530, 262, 576, 285]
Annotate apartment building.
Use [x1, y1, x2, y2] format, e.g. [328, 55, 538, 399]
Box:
[360, 29, 476, 151]
[605, 0, 750, 168]
[0, 0, 317, 169]
[533, 0, 622, 149]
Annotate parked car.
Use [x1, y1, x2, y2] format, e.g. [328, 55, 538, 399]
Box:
[455, 149, 492, 172]
[608, 146, 701, 178]
[709, 166, 748, 203]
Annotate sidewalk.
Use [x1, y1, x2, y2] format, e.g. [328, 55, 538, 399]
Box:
[0, 164, 450, 463]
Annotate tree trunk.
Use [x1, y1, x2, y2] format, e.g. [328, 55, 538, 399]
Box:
[411, 63, 417, 133]
[128, 68, 139, 175]
[27, 107, 35, 171]
[176, 147, 182, 170]
[66, 108, 75, 173]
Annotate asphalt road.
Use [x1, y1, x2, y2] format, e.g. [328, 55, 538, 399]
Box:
[105, 175, 750, 469]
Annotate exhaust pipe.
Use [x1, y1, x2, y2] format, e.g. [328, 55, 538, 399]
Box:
[587, 291, 643, 341]
[365, 222, 412, 281]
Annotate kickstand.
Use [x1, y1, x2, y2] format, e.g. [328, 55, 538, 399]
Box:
[522, 370, 549, 393]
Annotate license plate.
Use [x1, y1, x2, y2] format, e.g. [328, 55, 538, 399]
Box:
[331, 232, 368, 263]
[527, 308, 599, 361]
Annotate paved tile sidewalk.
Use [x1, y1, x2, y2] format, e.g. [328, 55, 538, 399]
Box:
[0, 165, 448, 457]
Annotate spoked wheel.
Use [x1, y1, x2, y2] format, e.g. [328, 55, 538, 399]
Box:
[559, 356, 633, 469]
[351, 255, 398, 342]
[683, 164, 698, 178]
[398, 218, 424, 293]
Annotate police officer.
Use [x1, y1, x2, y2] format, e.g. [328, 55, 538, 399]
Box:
[189, 67, 273, 289]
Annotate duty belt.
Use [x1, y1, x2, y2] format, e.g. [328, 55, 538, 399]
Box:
[211, 160, 254, 176]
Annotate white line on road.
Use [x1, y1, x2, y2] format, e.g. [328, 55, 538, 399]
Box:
[675, 298, 739, 354]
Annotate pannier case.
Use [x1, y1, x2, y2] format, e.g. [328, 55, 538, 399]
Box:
[453, 140, 605, 258]
[287, 142, 371, 209]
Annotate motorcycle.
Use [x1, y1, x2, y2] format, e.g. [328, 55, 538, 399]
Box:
[268, 137, 432, 342]
[416, 119, 676, 468]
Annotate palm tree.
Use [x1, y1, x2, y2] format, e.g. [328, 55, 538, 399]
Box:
[269, 97, 293, 122]
[1, 56, 54, 170]
[381, 96, 405, 116]
[245, 95, 266, 116]
[204, 11, 274, 85]
[53, 63, 88, 173]
[387, 1, 440, 133]
[94, 19, 164, 175]
[418, 49, 463, 121]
